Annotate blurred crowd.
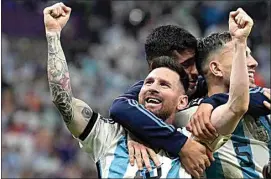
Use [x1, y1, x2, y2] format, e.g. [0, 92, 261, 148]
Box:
[1, 0, 270, 178]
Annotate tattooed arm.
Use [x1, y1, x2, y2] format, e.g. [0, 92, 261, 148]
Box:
[45, 3, 93, 137]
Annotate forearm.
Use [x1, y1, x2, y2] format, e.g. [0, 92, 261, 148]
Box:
[227, 40, 249, 114]
[211, 41, 249, 135]
[46, 31, 76, 128]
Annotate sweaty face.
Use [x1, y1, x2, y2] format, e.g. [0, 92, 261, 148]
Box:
[138, 67, 187, 121]
[217, 42, 258, 87]
[173, 49, 198, 95]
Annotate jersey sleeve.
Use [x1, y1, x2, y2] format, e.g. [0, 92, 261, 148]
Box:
[109, 80, 188, 157]
[201, 87, 270, 117]
[77, 112, 122, 163]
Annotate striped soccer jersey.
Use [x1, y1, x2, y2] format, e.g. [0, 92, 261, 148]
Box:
[77, 112, 191, 178]
[177, 97, 270, 178]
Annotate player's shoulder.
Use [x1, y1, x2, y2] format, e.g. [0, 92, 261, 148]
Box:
[249, 86, 264, 93]
[187, 97, 204, 108]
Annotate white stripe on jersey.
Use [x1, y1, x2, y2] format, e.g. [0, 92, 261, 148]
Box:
[216, 140, 244, 178]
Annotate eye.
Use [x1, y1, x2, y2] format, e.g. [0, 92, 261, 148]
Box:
[161, 82, 170, 87]
[144, 80, 153, 85]
[82, 107, 92, 119]
[180, 58, 195, 69]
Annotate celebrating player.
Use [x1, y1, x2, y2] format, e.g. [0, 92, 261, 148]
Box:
[43, 2, 208, 178]
[110, 8, 270, 178]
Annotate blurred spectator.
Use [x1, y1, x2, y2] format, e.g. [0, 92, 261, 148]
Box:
[1, 0, 270, 178]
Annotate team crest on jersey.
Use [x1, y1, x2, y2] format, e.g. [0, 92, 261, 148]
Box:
[244, 115, 270, 143]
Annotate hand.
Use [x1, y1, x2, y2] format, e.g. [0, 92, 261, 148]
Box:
[263, 88, 271, 110]
[43, 2, 72, 33]
[128, 139, 160, 172]
[229, 8, 254, 42]
[179, 138, 214, 178]
[186, 103, 217, 140]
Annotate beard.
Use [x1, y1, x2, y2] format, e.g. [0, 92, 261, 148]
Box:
[146, 106, 173, 121]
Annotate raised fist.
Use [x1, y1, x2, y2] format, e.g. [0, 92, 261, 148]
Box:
[43, 2, 71, 33]
[229, 8, 254, 42]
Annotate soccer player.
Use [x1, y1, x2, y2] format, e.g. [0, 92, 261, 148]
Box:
[43, 3, 208, 178]
[191, 19, 270, 179]
[109, 8, 270, 178]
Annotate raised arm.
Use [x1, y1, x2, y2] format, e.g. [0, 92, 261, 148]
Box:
[44, 3, 92, 137]
[210, 8, 253, 135]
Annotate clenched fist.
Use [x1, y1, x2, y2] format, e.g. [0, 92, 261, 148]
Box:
[43, 2, 71, 33]
[229, 8, 254, 42]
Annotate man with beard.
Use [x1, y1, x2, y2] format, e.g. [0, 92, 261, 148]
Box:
[43, 2, 210, 178]
[109, 8, 270, 178]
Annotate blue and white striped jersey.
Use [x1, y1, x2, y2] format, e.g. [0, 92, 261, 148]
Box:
[205, 114, 270, 178]
[77, 112, 191, 178]
[177, 87, 271, 178]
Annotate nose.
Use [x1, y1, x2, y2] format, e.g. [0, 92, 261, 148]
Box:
[148, 82, 160, 94]
[185, 64, 199, 81]
[247, 55, 258, 69]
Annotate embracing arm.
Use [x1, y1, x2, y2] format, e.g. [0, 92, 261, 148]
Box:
[109, 81, 188, 157]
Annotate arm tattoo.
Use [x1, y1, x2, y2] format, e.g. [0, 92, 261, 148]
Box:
[81, 107, 93, 122]
[47, 32, 73, 125]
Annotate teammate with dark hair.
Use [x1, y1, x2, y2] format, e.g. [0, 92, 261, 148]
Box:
[109, 8, 270, 178]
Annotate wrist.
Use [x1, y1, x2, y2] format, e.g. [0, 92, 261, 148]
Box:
[46, 30, 61, 37]
[179, 137, 191, 157]
[232, 37, 247, 45]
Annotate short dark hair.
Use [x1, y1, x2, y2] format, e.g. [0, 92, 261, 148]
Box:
[196, 31, 232, 75]
[145, 25, 197, 65]
[149, 56, 189, 92]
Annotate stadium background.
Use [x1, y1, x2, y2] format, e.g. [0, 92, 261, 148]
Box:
[1, 0, 270, 178]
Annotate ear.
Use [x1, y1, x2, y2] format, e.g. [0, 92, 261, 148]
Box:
[209, 61, 223, 77]
[177, 95, 188, 111]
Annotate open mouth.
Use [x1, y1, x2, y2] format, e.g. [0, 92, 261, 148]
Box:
[189, 80, 197, 88]
[145, 97, 162, 104]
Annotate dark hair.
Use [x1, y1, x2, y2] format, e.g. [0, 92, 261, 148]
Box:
[149, 56, 189, 92]
[145, 25, 197, 65]
[196, 31, 232, 75]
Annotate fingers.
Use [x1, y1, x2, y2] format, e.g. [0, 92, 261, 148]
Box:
[44, 2, 71, 17]
[207, 149, 215, 162]
[134, 145, 143, 170]
[198, 116, 214, 139]
[186, 122, 193, 132]
[191, 119, 199, 137]
[140, 146, 152, 172]
[203, 155, 211, 168]
[186, 167, 200, 179]
[229, 10, 239, 24]
[147, 148, 160, 167]
[236, 8, 253, 27]
[128, 141, 135, 166]
[263, 88, 271, 95]
[194, 165, 204, 178]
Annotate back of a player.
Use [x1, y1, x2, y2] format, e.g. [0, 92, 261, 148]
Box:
[176, 98, 270, 178]
[205, 114, 270, 178]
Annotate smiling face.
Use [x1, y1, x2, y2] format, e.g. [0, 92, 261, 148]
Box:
[173, 49, 198, 95]
[138, 67, 188, 121]
[214, 42, 258, 87]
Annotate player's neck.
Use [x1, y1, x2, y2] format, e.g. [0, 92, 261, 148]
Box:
[165, 115, 175, 125]
[207, 83, 228, 97]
